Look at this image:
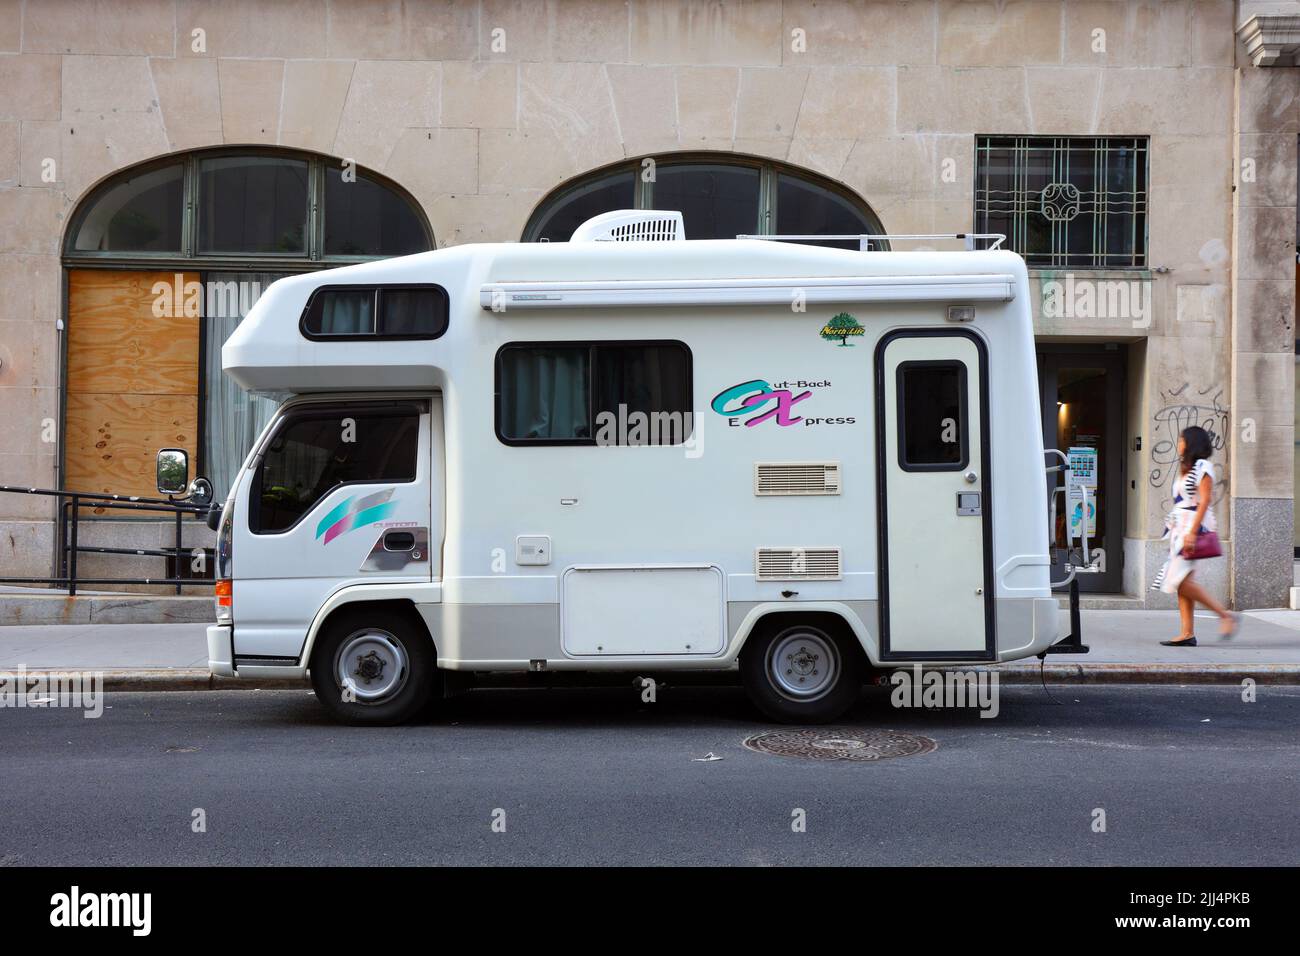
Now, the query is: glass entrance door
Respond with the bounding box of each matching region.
[1037,348,1125,593]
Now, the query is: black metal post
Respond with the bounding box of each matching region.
[68,496,79,597]
[1069,576,1082,645]
[58,496,68,583]
[174,508,183,595]
[1041,575,1089,655]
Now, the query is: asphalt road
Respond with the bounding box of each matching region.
[1,684,1297,866]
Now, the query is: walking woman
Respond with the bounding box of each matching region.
[1151,425,1238,646]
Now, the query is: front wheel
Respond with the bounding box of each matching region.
[309,607,438,726]
[741,619,862,723]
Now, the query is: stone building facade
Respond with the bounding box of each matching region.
[0,0,1296,608]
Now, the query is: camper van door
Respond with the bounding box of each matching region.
[231,399,436,659]
[876,330,994,661]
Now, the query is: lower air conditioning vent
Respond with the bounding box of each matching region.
[755,547,842,581]
[754,461,841,496]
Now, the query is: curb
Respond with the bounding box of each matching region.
[5,663,1300,692]
[976,663,1300,684]
[0,594,216,627]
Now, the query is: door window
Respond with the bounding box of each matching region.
[896,361,968,470]
[251,407,419,534]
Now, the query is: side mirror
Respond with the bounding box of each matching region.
[156,448,189,496]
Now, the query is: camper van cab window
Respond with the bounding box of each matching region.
[898,362,968,471]
[301,286,449,339]
[496,341,693,446]
[251,408,419,534]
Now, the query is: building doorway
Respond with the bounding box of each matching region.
[1037,346,1126,593]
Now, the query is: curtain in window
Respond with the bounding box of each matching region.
[204,272,288,501]
[315,290,375,334]
[500,348,590,440]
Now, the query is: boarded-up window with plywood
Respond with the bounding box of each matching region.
[65,271,199,502]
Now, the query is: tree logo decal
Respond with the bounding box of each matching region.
[819,312,864,347]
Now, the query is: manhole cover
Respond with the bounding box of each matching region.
[743,728,937,762]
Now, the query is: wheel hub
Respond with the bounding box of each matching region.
[336,630,409,703]
[768,628,839,700]
[354,649,386,683]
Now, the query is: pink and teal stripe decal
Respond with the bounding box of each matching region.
[316,489,396,545]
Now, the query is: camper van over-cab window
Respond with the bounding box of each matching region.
[251,408,419,534]
[301,285,449,339]
[898,361,967,470]
[496,341,692,445]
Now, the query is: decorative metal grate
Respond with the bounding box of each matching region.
[974,136,1148,268]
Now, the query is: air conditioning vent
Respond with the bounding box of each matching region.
[570,209,686,242]
[754,461,841,496]
[755,547,842,581]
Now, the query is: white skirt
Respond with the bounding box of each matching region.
[1152,510,1199,594]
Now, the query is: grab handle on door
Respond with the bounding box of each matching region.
[383,530,416,552]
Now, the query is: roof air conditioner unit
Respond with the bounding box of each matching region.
[569,209,686,242]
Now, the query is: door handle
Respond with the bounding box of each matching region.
[963,470,978,484]
[383,530,416,552]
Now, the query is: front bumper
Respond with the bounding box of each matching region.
[207,624,235,678]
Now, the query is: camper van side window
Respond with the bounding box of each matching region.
[496,341,692,445]
[301,285,449,340]
[250,407,419,534]
[897,361,968,471]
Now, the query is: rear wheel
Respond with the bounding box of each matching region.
[741,618,862,723]
[309,607,438,726]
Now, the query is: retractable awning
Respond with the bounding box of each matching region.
[479,274,1017,311]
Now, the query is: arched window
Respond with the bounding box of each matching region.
[523,155,883,250]
[62,149,434,505]
[67,148,431,263]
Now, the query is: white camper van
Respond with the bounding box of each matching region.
[204,211,1060,725]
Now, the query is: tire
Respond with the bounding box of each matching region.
[740,618,862,723]
[309,606,438,726]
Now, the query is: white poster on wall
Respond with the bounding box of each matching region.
[1067,487,1097,538]
[1068,445,1098,488]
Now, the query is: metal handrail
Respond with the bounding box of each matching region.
[736,232,1008,251]
[0,484,212,596]
[0,485,208,511]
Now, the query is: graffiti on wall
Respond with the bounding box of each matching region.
[1149,381,1229,509]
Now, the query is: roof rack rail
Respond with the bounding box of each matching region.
[736,233,1007,252]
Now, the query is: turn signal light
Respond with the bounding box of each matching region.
[214,579,232,624]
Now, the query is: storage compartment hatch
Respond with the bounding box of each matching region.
[562,565,726,656]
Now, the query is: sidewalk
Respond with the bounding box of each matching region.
[2,609,1300,689]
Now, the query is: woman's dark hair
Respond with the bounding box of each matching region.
[1181,426,1214,468]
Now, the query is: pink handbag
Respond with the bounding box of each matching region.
[1185,529,1222,560]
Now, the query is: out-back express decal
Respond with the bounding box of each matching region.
[711,379,856,429]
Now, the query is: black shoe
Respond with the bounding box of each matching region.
[1160,636,1197,647]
